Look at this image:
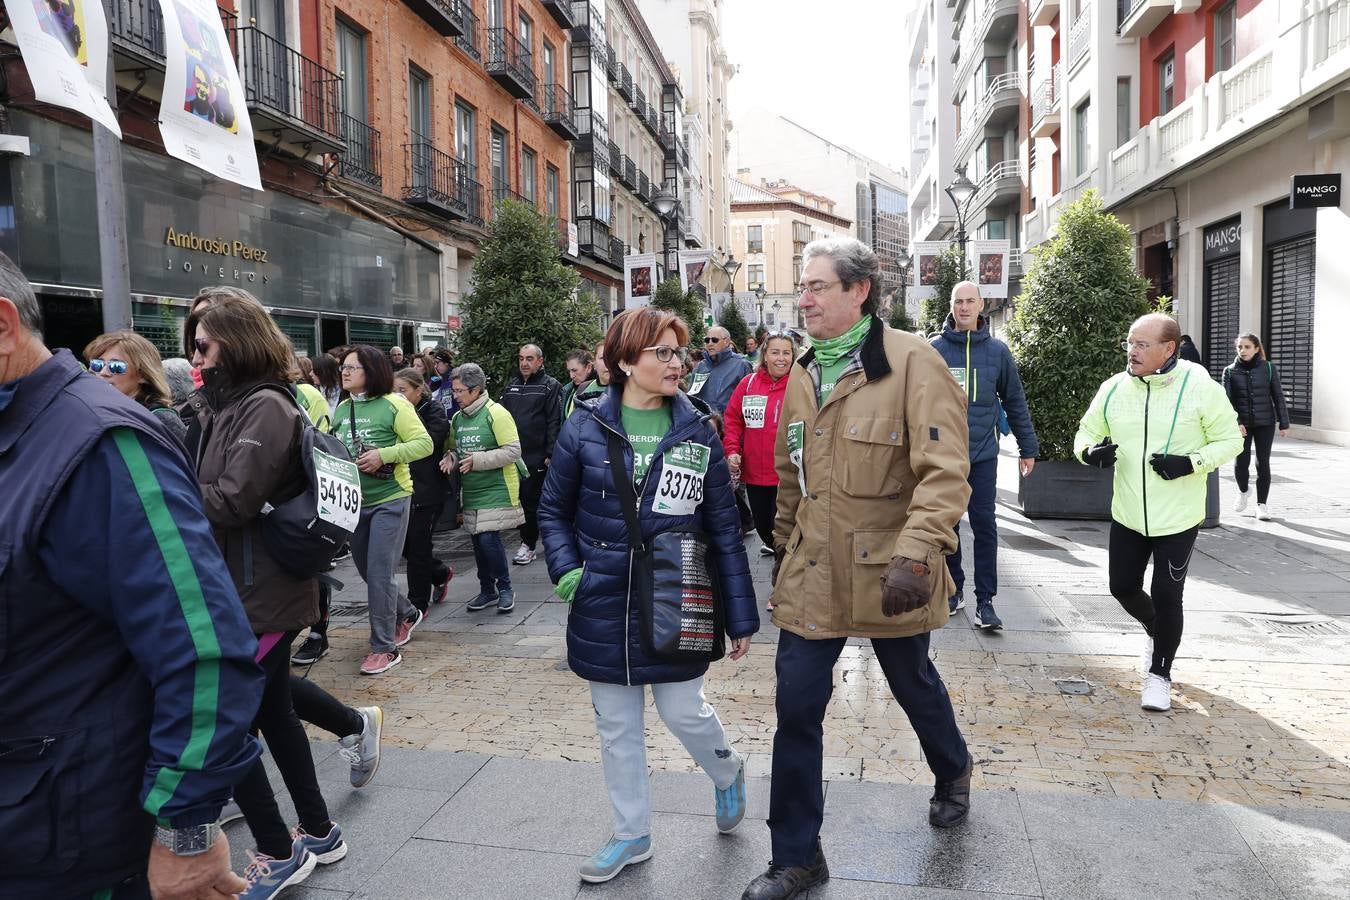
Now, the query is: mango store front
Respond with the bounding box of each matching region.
[0,113,446,360]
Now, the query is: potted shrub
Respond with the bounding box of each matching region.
[1005,189,1151,518]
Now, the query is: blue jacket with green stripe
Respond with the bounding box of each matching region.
[1,351,263,896]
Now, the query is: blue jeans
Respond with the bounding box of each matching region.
[946,457,998,603]
[471,530,511,595]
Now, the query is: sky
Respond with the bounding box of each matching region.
[721,0,911,173]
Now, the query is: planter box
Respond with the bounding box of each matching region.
[1018,459,1221,528]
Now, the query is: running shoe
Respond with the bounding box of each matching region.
[337,706,383,788]
[948,591,965,616]
[1233,490,1249,514]
[432,567,455,604]
[359,651,401,676]
[290,633,328,666]
[715,762,747,833]
[975,600,1002,630]
[497,588,516,614]
[1256,503,1272,521]
[291,822,347,865]
[512,545,536,565]
[578,835,653,883]
[394,609,423,647]
[239,847,316,899]
[467,592,497,612]
[1141,673,1172,711]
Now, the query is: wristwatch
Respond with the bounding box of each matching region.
[154,823,221,856]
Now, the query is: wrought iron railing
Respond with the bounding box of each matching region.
[487,27,535,95]
[609,235,626,268]
[544,83,574,127]
[229,24,343,145]
[404,134,481,222]
[454,2,481,61]
[109,0,165,62]
[339,113,382,189]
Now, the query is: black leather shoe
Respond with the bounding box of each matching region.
[741,844,829,899]
[929,757,973,827]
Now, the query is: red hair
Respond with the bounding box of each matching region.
[603,308,690,385]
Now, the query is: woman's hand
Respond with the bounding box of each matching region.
[726,453,742,478]
[458,454,475,473]
[356,449,385,473]
[1279,428,1289,438]
[728,637,751,660]
[1239,424,1248,438]
[438,453,457,474]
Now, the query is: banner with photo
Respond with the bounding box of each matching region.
[967,239,1010,299]
[8,0,121,135]
[909,241,947,301]
[678,248,712,297]
[158,0,262,190]
[624,252,658,309]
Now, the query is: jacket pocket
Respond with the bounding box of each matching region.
[839,417,906,497]
[0,727,83,871]
[849,529,902,628]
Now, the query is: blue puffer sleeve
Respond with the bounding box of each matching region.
[539,413,585,583]
[697,424,759,640]
[998,343,1040,459]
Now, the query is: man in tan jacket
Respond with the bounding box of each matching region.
[742,238,974,900]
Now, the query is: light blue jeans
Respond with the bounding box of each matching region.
[353,496,414,653]
[590,677,743,839]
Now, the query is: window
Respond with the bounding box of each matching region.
[486,0,503,29]
[543,41,555,88]
[490,125,508,189]
[336,18,367,122]
[409,67,430,142]
[747,224,763,253]
[518,12,533,65]
[1214,2,1236,73]
[792,220,811,253]
[747,264,765,290]
[521,145,537,204]
[455,101,477,174]
[1074,98,1090,177]
[792,255,803,286]
[1159,50,1176,115]
[546,164,560,219]
[985,219,1006,239]
[1116,77,1131,149]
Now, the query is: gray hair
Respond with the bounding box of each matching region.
[161,358,196,404]
[802,238,882,314]
[0,251,41,335]
[451,362,486,392]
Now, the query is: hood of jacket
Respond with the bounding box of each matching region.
[938,313,992,346]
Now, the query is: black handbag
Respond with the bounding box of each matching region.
[606,429,726,663]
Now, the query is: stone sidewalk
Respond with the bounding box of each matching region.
[245,438,1350,898]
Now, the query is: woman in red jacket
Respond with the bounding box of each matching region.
[723,330,798,592]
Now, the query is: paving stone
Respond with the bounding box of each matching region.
[648,768,772,822]
[1018,792,1249,854]
[1221,804,1350,899]
[1029,840,1280,900]
[314,744,489,795]
[353,837,582,900]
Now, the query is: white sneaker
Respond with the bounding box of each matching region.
[1233,490,1249,514]
[1141,673,1172,712]
[1255,503,1271,521]
[1141,635,1154,675]
[512,545,536,565]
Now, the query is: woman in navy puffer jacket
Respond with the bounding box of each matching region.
[539,307,759,884]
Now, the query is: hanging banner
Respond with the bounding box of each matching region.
[909,241,946,301]
[7,0,121,135]
[624,252,658,309]
[158,0,262,190]
[967,239,1010,299]
[678,248,713,296]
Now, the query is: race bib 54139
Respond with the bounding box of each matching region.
[314,448,361,531]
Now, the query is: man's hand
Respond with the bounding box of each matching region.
[728,636,751,660]
[880,556,934,617]
[771,545,786,586]
[355,449,385,474]
[1081,439,1117,469]
[1019,457,1035,477]
[149,833,245,900]
[1149,453,1195,480]
[1278,428,1288,438]
[438,452,457,474]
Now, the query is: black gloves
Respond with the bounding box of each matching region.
[880,557,934,617]
[1081,439,1118,468]
[1150,453,1195,480]
[771,545,786,587]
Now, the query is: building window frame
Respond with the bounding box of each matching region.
[455,100,477,176]
[1074,97,1090,177]
[1159,49,1176,116]
[408,65,431,142]
[1116,77,1131,149]
[1213,1,1237,74]
[546,164,560,220]
[521,145,537,205]
[747,224,763,254]
[336,17,368,123]
[747,263,765,291]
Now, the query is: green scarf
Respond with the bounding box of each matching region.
[811,315,872,367]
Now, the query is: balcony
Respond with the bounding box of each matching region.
[1031,62,1062,138]
[401,0,465,37]
[972,160,1023,210]
[230,25,344,156]
[637,170,650,200]
[617,64,635,102]
[1030,0,1059,27]
[403,136,481,223]
[487,28,535,99]
[453,3,481,61]
[338,114,382,190]
[543,84,578,139]
[1117,0,1173,39]
[573,113,609,165]
[1009,248,1025,278]
[1068,6,1091,69]
[645,104,661,136]
[489,182,533,223]
[634,90,648,121]
[975,0,1019,43]
[659,120,677,154]
[541,0,574,29]
[606,46,619,81]
[109,0,166,70]
[609,236,626,269]
[570,2,605,46]
[954,72,1023,160]
[618,154,637,189]
[576,217,612,263]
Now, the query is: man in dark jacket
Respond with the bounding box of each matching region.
[499,343,562,565]
[0,252,263,898]
[1178,334,1203,365]
[930,282,1039,630]
[690,326,752,413]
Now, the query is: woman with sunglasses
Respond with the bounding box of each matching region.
[537,307,758,884]
[84,330,187,443]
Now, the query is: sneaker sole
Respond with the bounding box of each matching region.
[352,707,383,788]
[360,656,402,676]
[578,846,653,883]
[466,599,496,612]
[497,603,515,614]
[270,852,319,892]
[1141,699,1172,712]
[310,840,349,864]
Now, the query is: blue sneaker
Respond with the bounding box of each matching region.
[467,592,497,611]
[578,835,652,883]
[292,822,347,865]
[976,600,1003,631]
[715,762,747,833]
[497,588,516,614]
[239,846,316,899]
[948,591,965,616]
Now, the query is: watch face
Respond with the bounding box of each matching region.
[179,827,210,854]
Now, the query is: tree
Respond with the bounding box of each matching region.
[650,275,707,347]
[1005,189,1152,460]
[886,292,915,332]
[718,298,750,351]
[455,199,603,390]
[919,245,971,334]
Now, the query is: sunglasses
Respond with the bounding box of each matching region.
[89,358,129,375]
[193,338,213,356]
[704,336,723,344]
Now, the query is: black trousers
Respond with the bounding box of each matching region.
[233,633,332,859]
[403,501,450,611]
[768,629,969,866]
[309,579,332,638]
[745,483,778,549]
[290,675,362,738]
[1108,521,1199,680]
[518,462,547,550]
[1234,424,1276,503]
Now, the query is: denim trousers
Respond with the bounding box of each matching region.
[471,530,512,595]
[353,496,414,653]
[590,677,743,839]
[946,457,999,602]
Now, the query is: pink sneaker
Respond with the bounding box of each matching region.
[360,651,401,675]
[394,608,423,647]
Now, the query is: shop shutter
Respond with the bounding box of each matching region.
[1264,236,1315,426]
[132,302,187,359]
[348,319,399,349]
[272,314,317,358]
[1202,257,1240,380]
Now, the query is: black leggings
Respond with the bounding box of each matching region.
[309,580,332,638]
[745,483,778,549]
[233,633,332,859]
[403,502,450,611]
[290,675,362,738]
[1108,522,1199,680]
[1234,424,1276,503]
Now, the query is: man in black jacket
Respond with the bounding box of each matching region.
[500,343,562,565]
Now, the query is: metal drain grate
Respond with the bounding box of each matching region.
[1063,594,1140,627]
[1241,617,1350,637]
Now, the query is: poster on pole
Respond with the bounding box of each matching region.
[7,0,121,135]
[158,0,262,190]
[967,239,1010,299]
[624,253,658,309]
[678,248,712,296]
[909,241,946,301]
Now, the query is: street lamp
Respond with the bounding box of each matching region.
[721,253,742,291]
[754,284,767,327]
[944,167,978,256]
[651,187,678,277]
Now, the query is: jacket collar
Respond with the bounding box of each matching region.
[593,384,711,434]
[939,313,990,345]
[1129,356,1186,387]
[461,393,490,416]
[512,369,550,385]
[0,349,85,456]
[706,348,743,367]
[797,315,891,382]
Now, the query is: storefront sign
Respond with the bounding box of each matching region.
[165,227,270,262]
[1289,174,1341,209]
[7,0,121,135]
[1202,217,1242,263]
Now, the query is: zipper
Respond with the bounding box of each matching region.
[965,331,972,400]
[1142,380,1151,537]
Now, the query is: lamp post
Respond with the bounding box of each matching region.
[717,251,742,322]
[896,248,913,328]
[754,284,767,327]
[944,167,978,257]
[652,186,678,276]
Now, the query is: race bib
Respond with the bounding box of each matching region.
[786,420,807,498]
[653,442,710,516]
[948,367,968,393]
[742,394,768,429]
[314,448,361,531]
[688,372,710,395]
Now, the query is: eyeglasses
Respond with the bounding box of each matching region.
[89,358,129,375]
[339,364,364,373]
[795,280,839,297]
[642,345,678,362]
[192,338,213,356]
[1121,340,1160,352]
[450,386,475,396]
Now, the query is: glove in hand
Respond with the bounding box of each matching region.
[1082,438,1118,468]
[880,556,933,617]
[1150,453,1195,480]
